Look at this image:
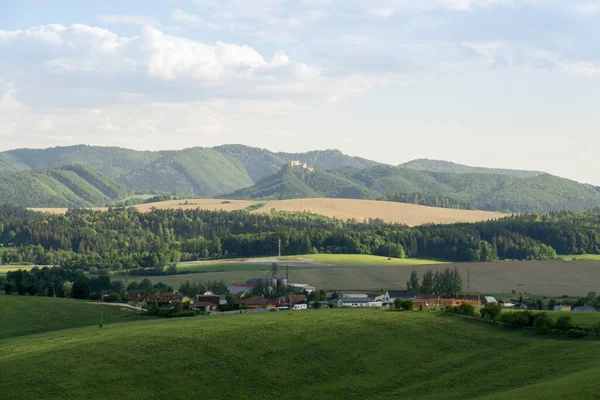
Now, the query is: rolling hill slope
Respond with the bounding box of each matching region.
[227,164,600,212]
[0,165,132,207]
[2,309,600,399]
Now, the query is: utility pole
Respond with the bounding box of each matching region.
[99,309,103,328]
[278,237,281,258]
[467,270,471,292]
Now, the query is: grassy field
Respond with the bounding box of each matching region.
[0,296,146,340]
[0,265,35,275]
[560,254,600,261]
[30,197,506,226]
[279,254,447,266]
[175,262,274,274]
[122,260,600,297]
[1,309,600,399]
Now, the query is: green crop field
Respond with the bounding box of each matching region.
[0,296,146,340]
[121,260,600,297]
[176,262,274,274]
[279,254,448,266]
[1,309,600,399]
[0,265,35,275]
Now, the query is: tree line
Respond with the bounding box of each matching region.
[2,205,600,271]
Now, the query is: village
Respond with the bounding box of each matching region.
[122,264,597,315]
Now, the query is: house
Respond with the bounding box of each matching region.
[143,293,183,307]
[382,290,415,304]
[337,293,382,308]
[190,293,227,312]
[572,306,597,312]
[484,296,498,304]
[238,296,272,309]
[227,283,254,295]
[554,305,572,312]
[499,299,515,308]
[289,283,316,294]
[127,293,148,306]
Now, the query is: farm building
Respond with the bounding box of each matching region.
[499,299,515,308]
[337,293,382,308]
[239,296,275,309]
[382,290,415,304]
[554,305,572,312]
[189,293,227,312]
[227,283,254,295]
[289,283,316,294]
[416,295,481,308]
[572,306,597,312]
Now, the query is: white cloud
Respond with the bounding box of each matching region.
[575,1,600,12]
[171,9,205,26]
[0,83,24,111]
[97,15,160,27]
[369,8,395,17]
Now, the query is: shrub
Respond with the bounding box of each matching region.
[401,300,414,311]
[108,292,121,302]
[480,303,502,320]
[312,301,322,310]
[533,315,555,335]
[556,316,573,333]
[500,312,529,328]
[3,282,13,294]
[565,329,587,339]
[591,322,600,336]
[394,298,403,309]
[328,302,335,309]
[457,302,476,317]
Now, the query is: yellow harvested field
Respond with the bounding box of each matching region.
[30,198,505,226]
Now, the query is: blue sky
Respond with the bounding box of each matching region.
[1,0,599,184]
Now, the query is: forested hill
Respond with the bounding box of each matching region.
[2,205,600,268]
[401,159,543,177]
[0,165,132,207]
[226,165,600,213]
[0,145,379,203]
[0,144,598,212]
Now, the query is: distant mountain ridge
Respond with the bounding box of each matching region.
[401,159,543,177]
[0,144,597,212]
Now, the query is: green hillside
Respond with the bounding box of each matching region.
[0,296,144,340]
[401,158,543,177]
[1,309,600,399]
[119,147,254,197]
[0,165,132,207]
[228,164,600,212]
[226,164,374,199]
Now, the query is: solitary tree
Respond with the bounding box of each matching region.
[72,276,91,300]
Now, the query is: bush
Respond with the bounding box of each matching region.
[108,292,121,302]
[457,302,476,316]
[312,301,322,310]
[591,322,600,336]
[480,303,502,320]
[565,329,587,339]
[400,300,414,311]
[533,315,555,335]
[394,298,403,309]
[499,312,529,328]
[3,282,13,294]
[556,316,573,333]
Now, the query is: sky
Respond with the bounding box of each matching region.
[0,1,599,184]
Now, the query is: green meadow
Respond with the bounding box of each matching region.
[0,296,146,340]
[2,304,600,399]
[279,253,448,266]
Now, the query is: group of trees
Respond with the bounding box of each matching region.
[0,266,172,301]
[2,206,600,272]
[380,192,475,210]
[406,267,463,298]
